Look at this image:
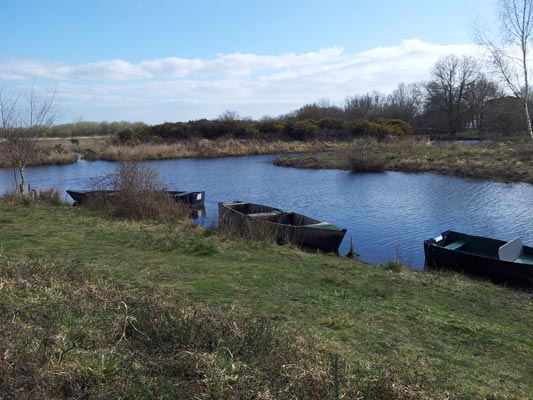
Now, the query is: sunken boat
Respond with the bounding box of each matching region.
[218,201,346,252]
[424,230,533,287]
[66,190,205,207]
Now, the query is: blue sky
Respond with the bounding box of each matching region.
[0,0,496,123]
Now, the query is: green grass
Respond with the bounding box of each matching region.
[0,200,532,398]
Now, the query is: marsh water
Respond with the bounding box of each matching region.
[1,154,532,268]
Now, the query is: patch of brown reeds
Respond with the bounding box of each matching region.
[93,138,345,161]
[87,161,189,220]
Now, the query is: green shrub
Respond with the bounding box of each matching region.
[350,118,412,137]
[375,118,413,136]
[288,119,320,140]
[349,119,376,135]
[233,123,259,138]
[256,119,285,134]
[318,117,345,130]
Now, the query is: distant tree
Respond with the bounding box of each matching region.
[256,117,285,134]
[426,55,479,134]
[295,99,343,120]
[217,109,240,136]
[463,77,501,132]
[218,109,240,121]
[344,92,386,120]
[385,82,423,125]
[484,96,528,135]
[476,0,533,139]
[0,85,58,194]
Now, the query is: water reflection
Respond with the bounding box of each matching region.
[1,154,532,269]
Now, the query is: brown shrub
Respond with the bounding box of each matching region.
[88,161,189,220]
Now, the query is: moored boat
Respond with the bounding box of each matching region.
[218,201,346,251]
[424,230,533,287]
[66,189,205,207]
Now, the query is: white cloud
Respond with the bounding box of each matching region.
[0,39,479,123]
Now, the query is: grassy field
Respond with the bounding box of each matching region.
[0,199,531,398]
[275,138,533,184]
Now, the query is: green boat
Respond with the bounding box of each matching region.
[218,201,346,251]
[424,230,533,287]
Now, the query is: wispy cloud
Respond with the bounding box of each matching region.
[0,39,479,123]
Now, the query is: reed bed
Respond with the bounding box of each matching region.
[92,138,347,161]
[0,136,110,168]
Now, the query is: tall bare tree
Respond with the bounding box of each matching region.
[0,85,57,194]
[426,55,479,134]
[477,0,533,139]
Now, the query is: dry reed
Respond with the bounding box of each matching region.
[94,138,346,161]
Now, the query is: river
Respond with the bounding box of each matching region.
[1,154,532,268]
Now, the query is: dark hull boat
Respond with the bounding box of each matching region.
[218,201,346,251]
[66,190,205,207]
[424,230,533,287]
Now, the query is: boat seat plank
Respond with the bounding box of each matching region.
[248,212,280,218]
[498,237,523,261]
[445,240,466,250]
[515,255,533,264]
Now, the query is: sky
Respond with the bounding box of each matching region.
[0,0,497,124]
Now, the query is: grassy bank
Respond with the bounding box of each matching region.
[275,138,533,184]
[0,199,532,398]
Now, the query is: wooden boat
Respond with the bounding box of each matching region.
[66,189,205,207]
[218,201,346,251]
[424,230,533,287]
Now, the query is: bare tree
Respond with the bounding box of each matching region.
[426,55,479,134]
[477,0,533,139]
[464,77,502,132]
[385,82,424,124]
[344,91,387,120]
[0,85,57,194]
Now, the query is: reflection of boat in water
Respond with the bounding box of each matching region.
[218,201,346,251]
[66,189,205,207]
[424,230,533,287]
[188,206,206,220]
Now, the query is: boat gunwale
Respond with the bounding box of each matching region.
[218,201,346,233]
[425,230,533,262]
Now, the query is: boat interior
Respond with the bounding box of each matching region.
[227,202,322,227]
[442,231,533,264]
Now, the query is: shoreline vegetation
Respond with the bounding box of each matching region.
[275,137,533,184]
[5,135,532,185]
[0,198,532,398]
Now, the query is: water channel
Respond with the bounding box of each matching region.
[1,154,532,268]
